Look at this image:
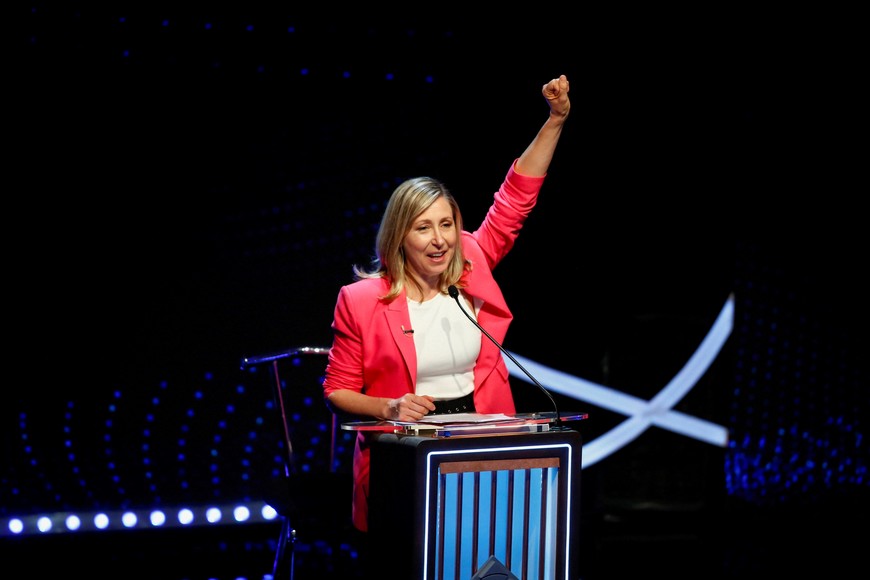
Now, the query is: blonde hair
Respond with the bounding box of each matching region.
[354,176,469,302]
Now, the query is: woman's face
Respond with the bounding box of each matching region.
[402,196,457,284]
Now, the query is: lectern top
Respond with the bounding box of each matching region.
[340,411,588,437]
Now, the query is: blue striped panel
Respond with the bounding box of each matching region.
[436,466,559,580]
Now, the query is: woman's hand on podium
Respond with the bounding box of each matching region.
[386,393,436,421]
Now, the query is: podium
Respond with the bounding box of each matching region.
[345,413,585,580]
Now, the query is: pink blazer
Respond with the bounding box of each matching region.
[323,161,546,531]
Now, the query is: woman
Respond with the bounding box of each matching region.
[323,74,571,532]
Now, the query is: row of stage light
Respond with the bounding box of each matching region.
[2,501,279,537]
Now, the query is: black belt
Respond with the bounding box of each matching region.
[431,392,476,415]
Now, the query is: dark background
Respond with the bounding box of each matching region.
[8,5,867,579]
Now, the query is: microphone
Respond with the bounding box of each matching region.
[448,285,561,427]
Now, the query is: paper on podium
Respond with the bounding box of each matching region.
[394,412,552,437]
[340,411,582,435]
[413,412,522,425]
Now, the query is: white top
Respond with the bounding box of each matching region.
[408,292,482,400]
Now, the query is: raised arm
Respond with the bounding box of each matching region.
[514,74,571,177]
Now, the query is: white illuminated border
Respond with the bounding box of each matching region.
[422,442,575,580]
[505,293,734,467]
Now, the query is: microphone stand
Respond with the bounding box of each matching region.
[448,286,562,429]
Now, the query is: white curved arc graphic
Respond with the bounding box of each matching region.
[505,293,734,468]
